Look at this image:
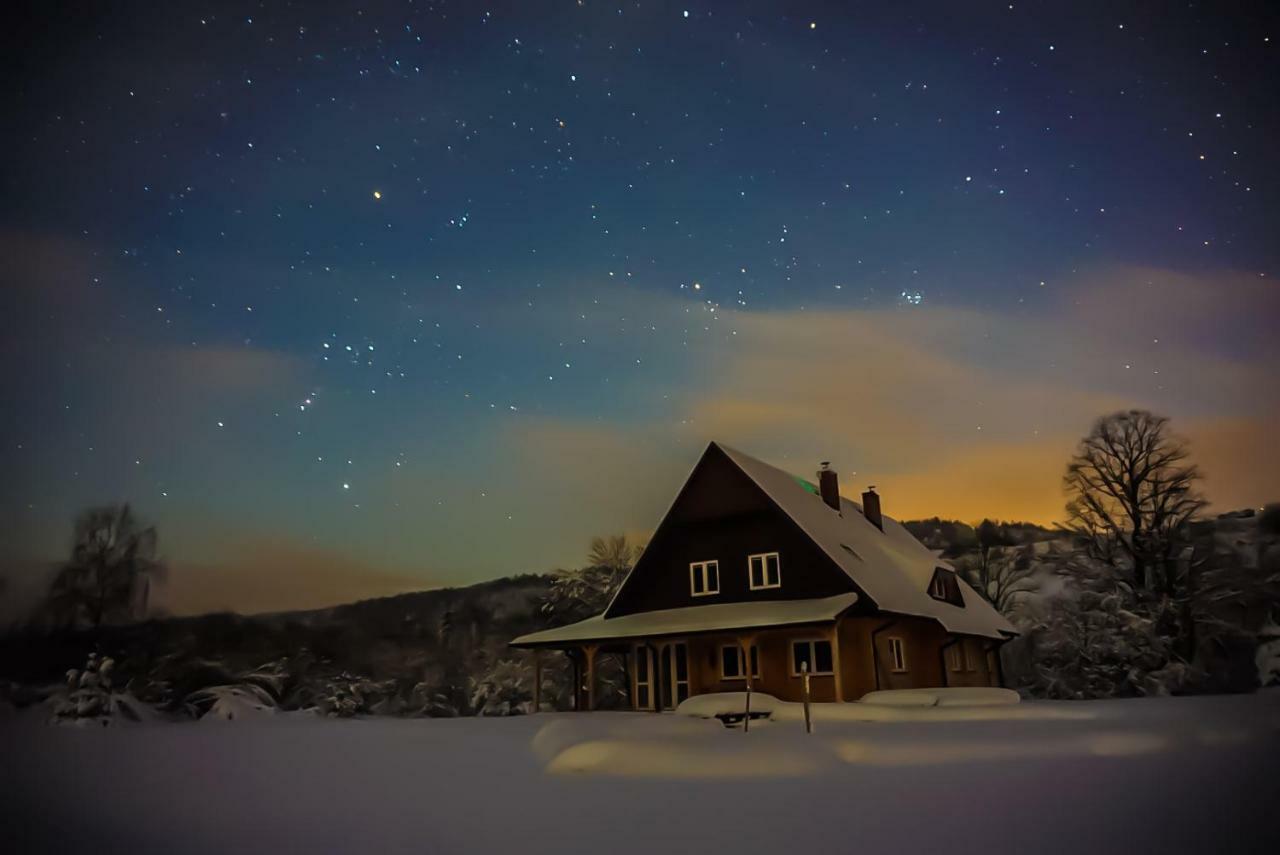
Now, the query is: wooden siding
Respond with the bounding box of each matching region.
[626,620,1002,708]
[608,445,858,617]
[685,627,839,703]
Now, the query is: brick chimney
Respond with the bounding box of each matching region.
[817,462,841,512]
[862,486,883,531]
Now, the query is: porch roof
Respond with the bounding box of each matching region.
[511,592,857,648]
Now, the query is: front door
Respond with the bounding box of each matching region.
[633,645,655,710]
[658,642,689,710]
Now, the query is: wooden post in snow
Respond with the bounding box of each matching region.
[801,661,812,734]
[532,650,542,713]
[738,636,755,733]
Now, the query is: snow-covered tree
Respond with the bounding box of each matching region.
[469,659,534,715]
[50,652,154,725]
[1028,590,1190,699]
[1179,513,1280,690]
[542,534,642,623]
[535,536,642,710]
[1257,619,1280,687]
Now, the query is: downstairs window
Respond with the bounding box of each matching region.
[720,645,760,680]
[790,639,834,676]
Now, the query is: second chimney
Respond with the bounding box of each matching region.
[862,486,883,531]
[817,462,841,512]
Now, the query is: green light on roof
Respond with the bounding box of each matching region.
[793,475,819,495]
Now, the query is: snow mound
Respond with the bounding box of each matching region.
[857,690,940,707]
[676,688,1019,721]
[860,687,1021,708]
[188,685,277,722]
[545,738,818,778]
[675,691,782,718]
[676,689,1060,724]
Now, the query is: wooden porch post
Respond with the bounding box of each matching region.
[830,619,844,703]
[568,650,580,711]
[583,644,599,711]
[532,649,542,713]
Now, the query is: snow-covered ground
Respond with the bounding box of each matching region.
[3,692,1279,854]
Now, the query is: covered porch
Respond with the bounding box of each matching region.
[510,593,858,711]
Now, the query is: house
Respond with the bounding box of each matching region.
[510,442,1017,710]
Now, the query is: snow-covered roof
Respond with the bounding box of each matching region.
[712,443,1017,639]
[511,593,858,647]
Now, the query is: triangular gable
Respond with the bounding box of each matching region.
[604,443,860,618]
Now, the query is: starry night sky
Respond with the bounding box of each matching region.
[3,1,1278,615]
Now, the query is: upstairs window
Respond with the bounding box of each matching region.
[928,568,964,606]
[748,552,781,590]
[689,560,720,597]
[720,645,760,680]
[790,639,834,676]
[888,637,908,672]
[929,574,949,599]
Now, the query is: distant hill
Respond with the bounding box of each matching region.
[900,517,1064,559]
[0,573,565,716]
[4,507,1271,716]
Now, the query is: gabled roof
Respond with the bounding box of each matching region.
[710,443,1016,639]
[511,593,857,648]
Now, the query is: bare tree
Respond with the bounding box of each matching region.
[45,504,166,630]
[966,520,1013,594]
[1063,410,1206,592]
[960,540,1039,617]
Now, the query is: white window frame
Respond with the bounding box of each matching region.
[930,574,948,599]
[719,644,760,681]
[789,638,834,676]
[689,560,720,597]
[887,636,908,673]
[747,551,782,590]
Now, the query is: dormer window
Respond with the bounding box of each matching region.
[928,568,964,606]
[929,574,948,599]
[748,552,781,590]
[689,560,720,597]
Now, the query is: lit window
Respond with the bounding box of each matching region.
[948,643,965,672]
[748,552,781,589]
[888,637,908,672]
[720,645,760,680]
[689,560,720,597]
[790,639,834,676]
